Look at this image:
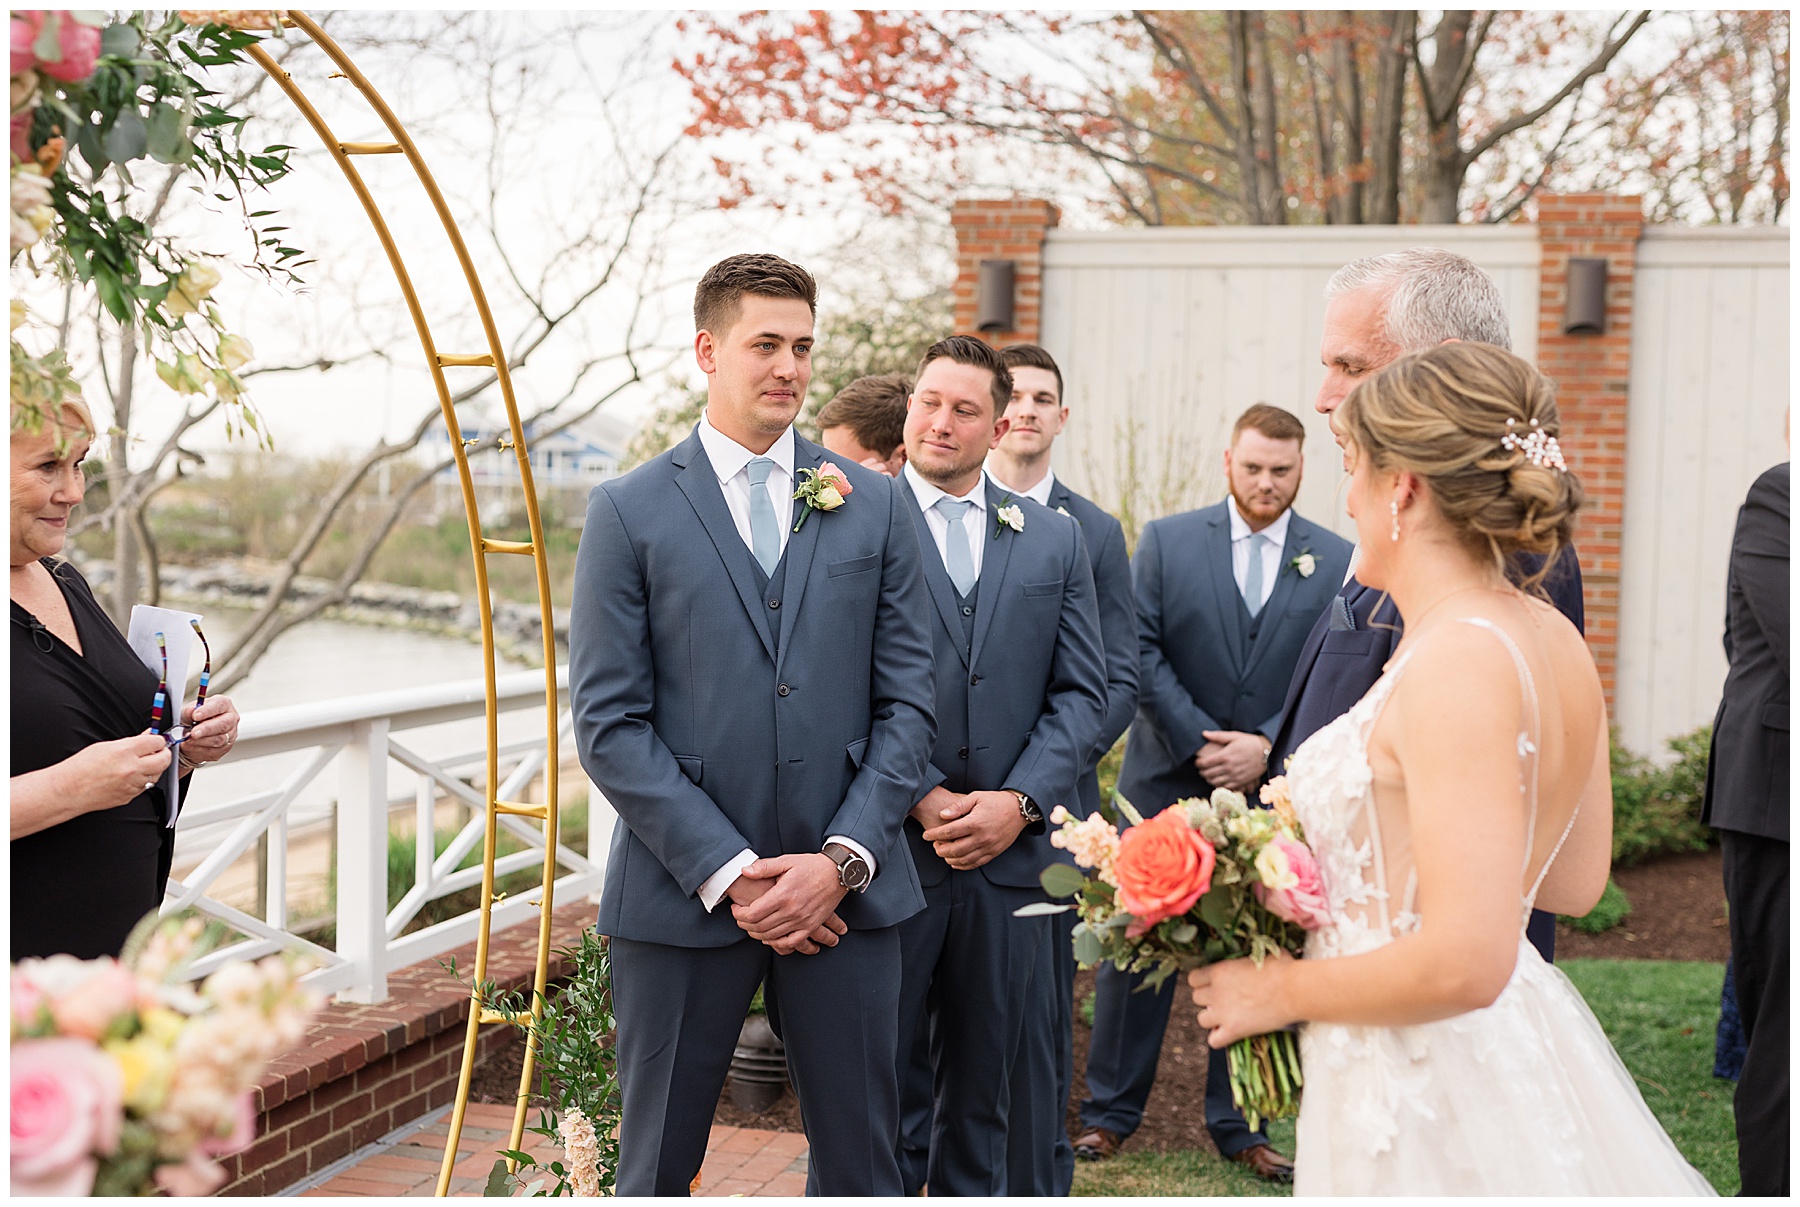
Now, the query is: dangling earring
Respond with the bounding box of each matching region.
[1390,498,1401,543]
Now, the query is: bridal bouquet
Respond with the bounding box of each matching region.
[1029,777,1326,1129]
[10,915,320,1196]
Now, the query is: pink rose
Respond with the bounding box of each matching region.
[45,959,138,1041]
[815,461,853,498]
[1253,835,1332,931]
[11,13,101,83]
[199,1091,256,1158]
[12,968,48,1032]
[11,110,32,166]
[11,1037,122,1196]
[154,1152,230,1197]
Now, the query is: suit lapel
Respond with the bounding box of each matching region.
[1204,507,1246,677]
[672,433,777,665]
[774,438,826,671]
[968,480,1017,668]
[898,476,970,667]
[1244,517,1305,676]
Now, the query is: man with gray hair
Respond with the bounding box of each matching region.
[1268,246,1586,965]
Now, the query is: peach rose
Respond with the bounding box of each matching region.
[47,959,138,1041]
[1113,805,1216,938]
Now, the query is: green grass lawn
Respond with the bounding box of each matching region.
[1071,959,1735,1196]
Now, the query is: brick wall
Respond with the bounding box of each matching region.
[950,198,1060,344]
[215,902,595,1196]
[1534,193,1644,707]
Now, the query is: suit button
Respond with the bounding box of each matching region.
[777,684,791,697]
[769,598,780,609]
[958,747,969,759]
[970,674,981,686]
[961,605,973,616]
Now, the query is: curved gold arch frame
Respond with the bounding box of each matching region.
[246,14,562,1195]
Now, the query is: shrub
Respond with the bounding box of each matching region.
[1611,726,1715,866]
[1565,876,1632,934]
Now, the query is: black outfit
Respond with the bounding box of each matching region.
[1268,544,1587,966]
[12,558,181,960]
[1699,462,1788,1197]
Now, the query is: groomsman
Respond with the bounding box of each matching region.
[986,344,1139,1196]
[894,335,1106,1196]
[1075,404,1351,1183]
[1268,249,1587,932]
[569,254,938,1196]
[818,371,909,477]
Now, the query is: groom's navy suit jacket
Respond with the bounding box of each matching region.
[1117,501,1353,812]
[900,478,1107,888]
[570,429,938,946]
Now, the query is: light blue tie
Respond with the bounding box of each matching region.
[1243,532,1268,617]
[934,498,977,595]
[745,457,780,578]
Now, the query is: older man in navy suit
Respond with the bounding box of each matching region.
[570,255,938,1196]
[1074,404,1351,1182]
[893,335,1106,1197]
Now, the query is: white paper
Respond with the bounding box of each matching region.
[125,605,205,826]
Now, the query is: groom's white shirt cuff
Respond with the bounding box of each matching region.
[697,837,878,912]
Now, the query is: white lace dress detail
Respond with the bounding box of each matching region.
[1286,618,1716,1196]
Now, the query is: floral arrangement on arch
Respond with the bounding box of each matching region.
[11,9,299,444]
[1027,776,1327,1129]
[10,915,320,1197]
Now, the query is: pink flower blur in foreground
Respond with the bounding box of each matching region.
[1253,835,1332,930]
[11,1038,123,1196]
[11,13,100,83]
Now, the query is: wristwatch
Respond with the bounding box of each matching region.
[822,841,872,893]
[1012,791,1044,824]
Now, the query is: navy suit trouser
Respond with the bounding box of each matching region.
[897,871,1050,1196]
[1079,962,1270,1158]
[610,928,905,1197]
[1006,908,1077,1194]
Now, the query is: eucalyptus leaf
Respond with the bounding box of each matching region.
[1198,888,1233,931]
[484,1160,513,1197]
[1169,921,1198,944]
[146,103,187,162]
[100,22,140,57]
[1039,862,1089,900]
[32,13,64,63]
[1012,901,1072,917]
[103,111,148,162]
[1072,925,1104,966]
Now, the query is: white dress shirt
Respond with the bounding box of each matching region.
[987,459,1056,509]
[1228,497,1290,613]
[904,461,989,581]
[692,412,874,911]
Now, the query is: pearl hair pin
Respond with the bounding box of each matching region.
[1501,417,1567,472]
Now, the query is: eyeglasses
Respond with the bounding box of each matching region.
[149,620,212,749]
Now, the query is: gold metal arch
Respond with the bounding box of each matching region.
[245,13,562,1195]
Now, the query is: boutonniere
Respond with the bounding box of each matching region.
[1289,549,1316,578]
[793,461,853,532]
[1056,505,1072,518]
[993,497,1025,538]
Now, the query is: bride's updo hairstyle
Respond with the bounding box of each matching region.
[1337,341,1583,593]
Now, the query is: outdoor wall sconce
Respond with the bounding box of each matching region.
[1564,257,1608,335]
[977,259,1016,331]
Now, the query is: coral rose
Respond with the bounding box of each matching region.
[11,1037,122,1196]
[1253,835,1332,931]
[1113,805,1215,937]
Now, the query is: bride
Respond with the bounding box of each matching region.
[1188,342,1714,1195]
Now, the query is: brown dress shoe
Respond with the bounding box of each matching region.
[1072,1127,1123,1161]
[1228,1143,1295,1183]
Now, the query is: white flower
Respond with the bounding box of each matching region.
[1293,553,1316,578]
[997,504,1024,533]
[1056,505,1071,517]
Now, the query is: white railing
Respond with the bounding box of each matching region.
[161,666,609,1004]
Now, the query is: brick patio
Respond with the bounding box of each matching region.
[290,1103,810,1197]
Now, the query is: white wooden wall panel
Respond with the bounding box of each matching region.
[1039,226,1542,544]
[1614,229,1790,756]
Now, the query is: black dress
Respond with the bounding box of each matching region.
[12,558,184,959]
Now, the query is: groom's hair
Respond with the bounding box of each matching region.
[694,254,818,337]
[916,335,1013,416]
[1325,249,1512,353]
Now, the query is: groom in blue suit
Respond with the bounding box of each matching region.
[893,336,1107,1196]
[570,255,938,1196]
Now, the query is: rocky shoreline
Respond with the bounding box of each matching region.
[74,557,568,667]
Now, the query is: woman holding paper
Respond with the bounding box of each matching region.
[11,397,239,959]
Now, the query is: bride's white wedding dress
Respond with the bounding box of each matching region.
[1285,617,1715,1195]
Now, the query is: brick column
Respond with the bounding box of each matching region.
[1534,193,1643,708]
[950,197,1060,345]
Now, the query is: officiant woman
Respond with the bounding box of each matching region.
[11,396,239,960]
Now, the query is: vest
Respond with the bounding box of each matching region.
[749,547,791,657]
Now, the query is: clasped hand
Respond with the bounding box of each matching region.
[912,786,1026,871]
[1188,952,1296,1048]
[1196,730,1268,794]
[728,854,847,956]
